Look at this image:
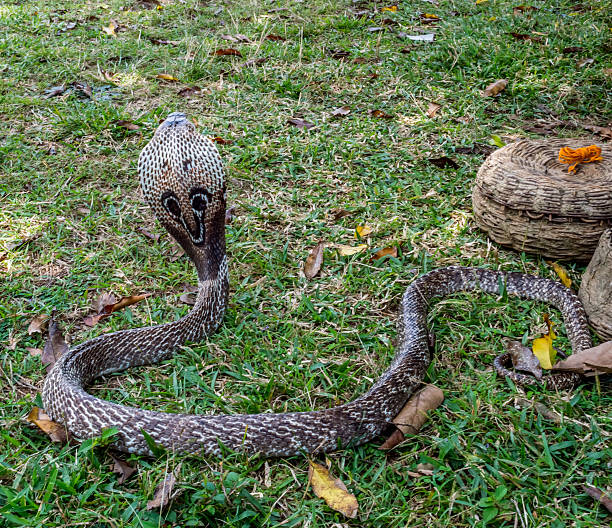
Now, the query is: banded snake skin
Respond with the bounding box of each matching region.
[42,113,590,456]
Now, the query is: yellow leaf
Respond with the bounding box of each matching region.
[476,0,488,3]
[532,335,557,370]
[156,74,179,81]
[102,21,116,36]
[549,261,572,288]
[355,225,372,238]
[421,13,439,19]
[336,244,367,256]
[27,407,69,443]
[381,5,398,12]
[308,461,358,518]
[543,313,557,340]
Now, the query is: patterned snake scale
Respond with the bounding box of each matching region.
[42,113,591,457]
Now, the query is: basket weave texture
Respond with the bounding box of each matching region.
[472,139,612,261]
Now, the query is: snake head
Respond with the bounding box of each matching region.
[138,113,226,278]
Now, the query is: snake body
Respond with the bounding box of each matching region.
[42,114,591,456]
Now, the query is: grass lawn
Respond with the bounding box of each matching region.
[1,0,611,526]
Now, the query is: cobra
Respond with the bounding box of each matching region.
[42,113,591,456]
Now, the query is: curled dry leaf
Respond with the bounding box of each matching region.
[532,314,557,369]
[420,13,440,23]
[209,136,233,145]
[562,46,584,54]
[177,86,201,97]
[27,407,69,444]
[111,454,137,484]
[138,227,160,242]
[28,314,48,335]
[331,106,351,117]
[381,5,398,12]
[482,79,508,97]
[552,341,612,376]
[370,109,393,119]
[213,48,242,57]
[102,21,116,36]
[582,124,612,140]
[304,241,325,280]
[335,244,367,256]
[287,117,315,129]
[505,339,542,380]
[265,34,286,41]
[42,318,68,372]
[355,225,372,238]
[308,461,358,519]
[146,464,181,510]
[372,246,398,260]
[332,208,352,221]
[576,58,594,68]
[243,57,268,68]
[180,284,199,305]
[379,385,444,449]
[83,293,151,327]
[582,484,612,513]
[426,102,441,118]
[548,261,572,288]
[156,73,179,82]
[115,120,140,131]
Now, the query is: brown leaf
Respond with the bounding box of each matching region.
[371,246,398,261]
[426,102,441,118]
[308,461,358,518]
[73,82,92,98]
[225,205,236,224]
[27,407,69,443]
[179,284,198,305]
[43,85,67,98]
[84,293,151,327]
[552,341,612,376]
[483,79,508,97]
[114,120,140,131]
[111,454,137,484]
[146,464,181,510]
[509,32,542,42]
[265,34,286,41]
[513,4,538,14]
[576,57,594,68]
[94,292,119,314]
[331,106,351,116]
[562,46,584,54]
[287,117,315,129]
[327,49,350,59]
[101,70,117,82]
[428,156,459,169]
[27,347,42,356]
[243,57,268,68]
[505,340,542,379]
[213,48,242,57]
[27,314,49,335]
[149,38,181,46]
[209,136,233,145]
[370,109,393,119]
[582,484,612,513]
[177,86,201,97]
[379,385,444,449]
[220,33,251,43]
[514,398,560,423]
[138,227,160,242]
[42,318,68,372]
[304,241,325,280]
[332,208,352,221]
[582,124,612,140]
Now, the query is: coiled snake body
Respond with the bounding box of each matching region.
[42,114,591,456]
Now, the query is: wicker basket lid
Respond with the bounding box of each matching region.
[475,138,612,219]
[473,139,612,261]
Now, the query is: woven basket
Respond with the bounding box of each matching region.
[472,139,612,261]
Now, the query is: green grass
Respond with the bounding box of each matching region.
[1,0,611,526]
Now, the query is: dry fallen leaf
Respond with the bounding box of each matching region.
[370,109,393,119]
[552,341,612,376]
[83,293,151,327]
[582,484,612,513]
[243,57,268,68]
[179,284,199,306]
[209,136,233,145]
[381,5,398,12]
[420,13,440,23]
[505,339,542,380]
[114,120,140,131]
[102,21,116,36]
[213,48,242,57]
[42,317,68,372]
[308,461,358,518]
[532,314,557,370]
[27,407,69,443]
[138,227,160,242]
[177,86,201,97]
[428,156,459,169]
[304,241,325,280]
[332,208,352,221]
[548,261,572,288]
[398,32,435,42]
[111,454,137,484]
[146,464,181,510]
[483,79,508,97]
[335,244,368,256]
[379,385,444,449]
[582,124,612,140]
[355,225,372,238]
[514,398,560,423]
[27,314,48,335]
[265,34,286,41]
[156,73,179,82]
[27,347,42,357]
[287,117,315,129]
[576,57,594,68]
[371,246,398,260]
[426,102,441,118]
[331,106,351,117]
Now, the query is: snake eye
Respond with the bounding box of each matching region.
[161,191,182,220]
[190,187,211,213]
